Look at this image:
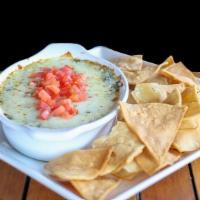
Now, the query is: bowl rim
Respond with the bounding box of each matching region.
[0,43,129,141]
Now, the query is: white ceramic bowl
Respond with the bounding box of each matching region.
[0,43,129,161]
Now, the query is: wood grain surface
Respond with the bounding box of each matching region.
[192,158,200,199]
[26,180,65,200]
[26,180,64,200]
[0,160,199,200]
[140,166,196,200]
[0,161,26,200]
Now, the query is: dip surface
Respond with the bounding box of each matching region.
[0,56,120,128]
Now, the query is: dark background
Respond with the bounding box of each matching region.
[0,3,199,71]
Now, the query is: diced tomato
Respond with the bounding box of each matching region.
[71,85,80,94]
[59,86,71,97]
[29,72,44,78]
[55,70,65,79]
[59,99,77,115]
[78,91,88,101]
[45,72,55,80]
[51,105,66,116]
[70,93,87,102]
[65,74,73,83]
[39,110,50,120]
[70,85,83,102]
[38,89,52,103]
[37,101,50,111]
[61,112,73,119]
[47,99,56,108]
[59,98,72,107]
[70,94,80,102]
[42,67,51,72]
[41,78,60,88]
[46,85,60,96]
[60,65,73,73]
[69,107,78,115]
[30,65,87,120]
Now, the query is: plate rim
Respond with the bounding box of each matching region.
[0,45,200,200]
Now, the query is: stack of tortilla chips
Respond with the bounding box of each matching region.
[45,55,200,200]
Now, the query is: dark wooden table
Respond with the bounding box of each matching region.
[0,158,199,200]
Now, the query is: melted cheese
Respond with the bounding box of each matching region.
[0,57,120,128]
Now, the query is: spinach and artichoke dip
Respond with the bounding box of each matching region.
[0,55,121,129]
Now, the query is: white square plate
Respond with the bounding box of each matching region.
[0,46,200,200]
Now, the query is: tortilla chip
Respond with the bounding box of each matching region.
[166,83,185,93]
[117,111,124,121]
[142,62,158,68]
[180,116,199,129]
[135,149,157,175]
[124,59,171,86]
[119,102,187,163]
[123,66,156,85]
[164,56,175,65]
[182,86,200,104]
[118,91,137,121]
[184,102,200,117]
[164,88,182,106]
[193,72,200,78]
[127,91,137,104]
[112,55,143,71]
[132,83,167,103]
[136,148,181,175]
[173,128,200,152]
[131,83,185,104]
[71,177,120,200]
[173,111,200,152]
[145,75,169,84]
[112,161,142,180]
[45,147,112,181]
[92,121,144,175]
[160,62,198,86]
[155,56,175,73]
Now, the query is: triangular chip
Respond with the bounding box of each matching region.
[92,121,144,175]
[164,88,182,106]
[45,147,112,181]
[71,177,120,200]
[193,71,200,78]
[182,86,200,104]
[145,75,169,85]
[180,116,199,129]
[120,102,187,163]
[164,55,175,65]
[127,91,137,104]
[155,55,175,73]
[184,102,200,117]
[135,148,181,175]
[123,66,156,85]
[118,92,137,121]
[132,83,167,103]
[173,128,200,152]
[160,62,198,86]
[112,160,142,180]
[131,83,185,104]
[112,55,143,71]
[173,112,200,152]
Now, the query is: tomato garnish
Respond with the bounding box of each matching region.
[51,105,66,116]
[29,66,87,120]
[37,89,52,103]
[39,110,50,120]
